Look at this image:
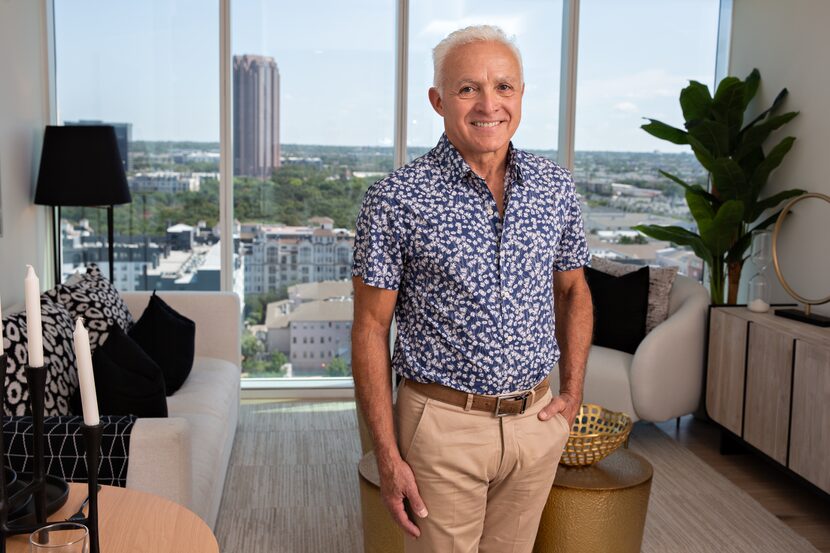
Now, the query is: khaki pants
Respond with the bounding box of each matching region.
[395,379,570,553]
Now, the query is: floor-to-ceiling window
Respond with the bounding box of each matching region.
[573,0,720,278]
[232,0,395,379]
[54,0,222,293]
[52,0,726,387]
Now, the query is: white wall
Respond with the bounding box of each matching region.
[0,0,53,306]
[730,0,830,315]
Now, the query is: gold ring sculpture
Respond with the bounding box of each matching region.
[771,192,830,325]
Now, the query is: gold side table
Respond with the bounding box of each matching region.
[534,449,653,553]
[358,451,404,553]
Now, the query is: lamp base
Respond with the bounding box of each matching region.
[774,308,830,327]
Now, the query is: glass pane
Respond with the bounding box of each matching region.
[232,0,395,379]
[54,0,221,291]
[574,0,720,279]
[408,0,564,160]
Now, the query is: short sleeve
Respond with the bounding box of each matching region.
[352,186,404,290]
[553,175,590,272]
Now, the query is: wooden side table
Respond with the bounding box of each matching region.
[5,483,218,553]
[534,449,653,553]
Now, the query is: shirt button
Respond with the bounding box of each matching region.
[501,289,509,299]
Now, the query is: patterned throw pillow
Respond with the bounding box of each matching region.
[3,414,137,487]
[2,295,79,417]
[49,264,134,353]
[589,255,678,334]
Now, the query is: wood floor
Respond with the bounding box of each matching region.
[655,415,830,553]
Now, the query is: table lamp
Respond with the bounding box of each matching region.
[34,125,131,285]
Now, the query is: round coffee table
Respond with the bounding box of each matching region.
[5,483,218,553]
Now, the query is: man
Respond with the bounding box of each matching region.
[351,25,593,553]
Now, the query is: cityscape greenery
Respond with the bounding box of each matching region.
[636,69,803,304]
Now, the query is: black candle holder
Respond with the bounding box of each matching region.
[0,357,101,552]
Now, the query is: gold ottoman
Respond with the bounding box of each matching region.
[358,451,404,553]
[534,449,653,553]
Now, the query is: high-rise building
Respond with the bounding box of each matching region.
[233,54,280,178]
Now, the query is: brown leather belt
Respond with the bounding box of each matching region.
[404,376,550,417]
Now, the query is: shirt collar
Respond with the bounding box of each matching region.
[434,133,525,187]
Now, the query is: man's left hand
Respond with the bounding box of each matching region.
[538,391,581,427]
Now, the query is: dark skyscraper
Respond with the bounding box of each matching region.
[233,55,281,178]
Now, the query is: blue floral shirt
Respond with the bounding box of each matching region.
[353,134,590,395]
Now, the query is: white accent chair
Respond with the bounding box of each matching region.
[578,274,710,423]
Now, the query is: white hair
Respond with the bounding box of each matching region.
[432,25,524,90]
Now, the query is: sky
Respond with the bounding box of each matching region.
[54,0,721,152]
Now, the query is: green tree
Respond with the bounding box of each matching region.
[268,351,288,373]
[241,331,265,372]
[325,356,351,377]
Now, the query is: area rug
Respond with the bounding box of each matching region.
[213,401,819,552]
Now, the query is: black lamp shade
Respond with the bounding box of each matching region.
[35,125,131,207]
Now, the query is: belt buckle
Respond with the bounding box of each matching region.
[494,392,530,417]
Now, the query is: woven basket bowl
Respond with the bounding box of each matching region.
[559,403,633,467]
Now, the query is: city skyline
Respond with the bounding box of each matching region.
[53,0,720,152]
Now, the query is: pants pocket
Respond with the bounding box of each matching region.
[554,412,572,435]
[395,383,434,460]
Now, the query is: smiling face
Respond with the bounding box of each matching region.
[429,40,524,164]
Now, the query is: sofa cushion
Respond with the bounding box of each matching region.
[48,264,134,353]
[129,292,195,396]
[71,326,168,418]
[590,256,678,334]
[585,265,649,354]
[2,295,79,417]
[166,356,239,525]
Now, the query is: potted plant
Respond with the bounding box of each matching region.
[634,69,804,304]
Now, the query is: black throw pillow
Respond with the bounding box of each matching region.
[584,265,650,354]
[128,292,195,396]
[70,326,167,418]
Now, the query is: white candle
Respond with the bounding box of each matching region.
[24,265,44,367]
[73,318,99,426]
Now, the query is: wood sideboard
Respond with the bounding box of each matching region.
[706,306,830,494]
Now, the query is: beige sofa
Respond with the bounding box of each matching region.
[120,291,241,530]
[580,274,710,422]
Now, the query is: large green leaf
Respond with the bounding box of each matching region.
[727,208,785,263]
[734,111,798,161]
[699,200,744,257]
[742,68,760,109]
[749,136,796,200]
[688,120,729,157]
[711,78,745,141]
[641,119,688,145]
[659,170,719,203]
[686,134,716,173]
[742,88,789,130]
[748,188,805,221]
[632,224,713,266]
[686,188,715,225]
[709,158,746,201]
[680,81,713,123]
